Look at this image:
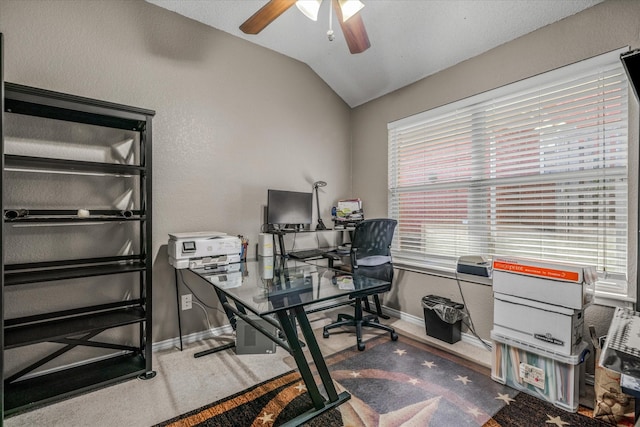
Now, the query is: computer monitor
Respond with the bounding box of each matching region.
[267,189,313,229]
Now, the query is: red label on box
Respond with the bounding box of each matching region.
[493,261,580,282]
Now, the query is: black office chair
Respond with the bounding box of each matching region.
[323,218,398,351]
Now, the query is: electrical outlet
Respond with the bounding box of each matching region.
[181,294,192,311]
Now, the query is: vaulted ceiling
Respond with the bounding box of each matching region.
[147,0,604,107]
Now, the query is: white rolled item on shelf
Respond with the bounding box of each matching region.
[4,209,29,219]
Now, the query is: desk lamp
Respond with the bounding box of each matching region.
[313,180,327,230]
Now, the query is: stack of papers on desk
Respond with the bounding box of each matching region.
[333,199,363,227]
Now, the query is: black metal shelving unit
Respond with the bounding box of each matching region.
[1,81,155,416]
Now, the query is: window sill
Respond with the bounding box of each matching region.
[395,262,634,307]
[592,292,634,309]
[395,262,492,286]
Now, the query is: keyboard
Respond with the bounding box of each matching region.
[287,248,327,259]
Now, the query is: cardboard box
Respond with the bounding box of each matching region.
[491,331,589,412]
[493,293,584,357]
[492,256,595,309]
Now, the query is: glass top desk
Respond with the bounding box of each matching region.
[188,256,392,426]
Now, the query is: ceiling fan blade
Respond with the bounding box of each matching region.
[332,0,370,54]
[240,0,297,34]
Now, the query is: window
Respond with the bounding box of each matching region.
[388,49,630,298]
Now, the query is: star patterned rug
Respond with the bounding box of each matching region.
[485,391,612,426]
[155,334,612,426]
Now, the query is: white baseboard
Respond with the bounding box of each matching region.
[24,309,486,381]
[382,306,491,350]
[152,307,490,353]
[152,324,234,352]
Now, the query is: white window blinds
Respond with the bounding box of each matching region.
[388,50,629,296]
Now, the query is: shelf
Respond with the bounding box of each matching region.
[4,306,146,348]
[5,154,145,175]
[5,82,153,131]
[4,260,147,286]
[4,209,145,224]
[4,215,146,225]
[4,353,147,415]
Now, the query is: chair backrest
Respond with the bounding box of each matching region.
[350,218,397,269]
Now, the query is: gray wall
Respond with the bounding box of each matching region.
[1,0,639,355]
[351,0,640,342]
[0,0,352,346]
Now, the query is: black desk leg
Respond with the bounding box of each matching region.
[274,308,350,427]
[276,310,325,410]
[277,233,287,257]
[194,342,236,358]
[174,269,184,351]
[293,306,340,403]
[215,287,243,331]
[276,307,351,427]
[193,288,241,358]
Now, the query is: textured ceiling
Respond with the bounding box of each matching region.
[146,0,604,107]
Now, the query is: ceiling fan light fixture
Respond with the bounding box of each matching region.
[296,0,322,21]
[338,0,364,22]
[239,0,370,54]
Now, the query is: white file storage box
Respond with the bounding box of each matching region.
[492,257,595,310]
[493,292,583,356]
[491,331,589,412]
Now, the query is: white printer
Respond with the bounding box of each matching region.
[202,262,243,289]
[168,231,242,269]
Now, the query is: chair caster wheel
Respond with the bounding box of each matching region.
[323,331,329,338]
[357,342,366,351]
[391,332,398,341]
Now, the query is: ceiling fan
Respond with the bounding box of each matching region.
[239,0,370,54]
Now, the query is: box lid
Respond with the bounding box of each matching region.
[491,330,590,364]
[493,256,597,284]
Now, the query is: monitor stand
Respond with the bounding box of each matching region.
[267,225,310,256]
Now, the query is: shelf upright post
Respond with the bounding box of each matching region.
[0,31,5,423]
[142,113,155,378]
